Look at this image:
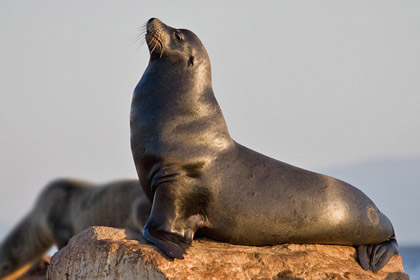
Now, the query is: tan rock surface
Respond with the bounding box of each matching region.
[46,226,409,280]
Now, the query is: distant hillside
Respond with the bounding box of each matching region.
[320,157,420,245]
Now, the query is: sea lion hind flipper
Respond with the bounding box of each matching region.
[357,236,398,272]
[357,245,370,270]
[143,226,190,259]
[370,237,398,272]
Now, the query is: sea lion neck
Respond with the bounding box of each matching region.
[133,56,217,125]
[144,58,212,95]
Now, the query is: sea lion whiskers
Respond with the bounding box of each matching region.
[146,24,164,57]
[137,22,147,33]
[147,34,164,56]
[159,40,164,58]
[130,23,147,51]
[132,24,148,49]
[154,32,164,57]
[150,41,158,55]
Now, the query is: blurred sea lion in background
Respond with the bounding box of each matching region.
[0,179,151,279]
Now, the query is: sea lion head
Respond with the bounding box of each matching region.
[145,18,210,76]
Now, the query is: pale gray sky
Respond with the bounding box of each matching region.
[0,1,419,245]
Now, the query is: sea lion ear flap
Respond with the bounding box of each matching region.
[188,56,194,67]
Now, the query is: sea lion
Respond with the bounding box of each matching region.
[0,179,151,279]
[130,18,398,272]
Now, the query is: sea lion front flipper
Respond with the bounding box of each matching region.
[142,181,208,259]
[357,236,398,272]
[143,226,190,259]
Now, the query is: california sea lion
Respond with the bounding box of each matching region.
[0,179,151,279]
[130,18,398,272]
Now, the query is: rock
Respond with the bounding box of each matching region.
[47,226,409,280]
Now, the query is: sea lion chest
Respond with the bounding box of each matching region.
[130,64,231,198]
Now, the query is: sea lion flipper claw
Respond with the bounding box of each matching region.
[143,227,189,259]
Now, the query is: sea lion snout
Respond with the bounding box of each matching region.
[147,18,157,25]
[146,18,166,56]
[146,18,163,31]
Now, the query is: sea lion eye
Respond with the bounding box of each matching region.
[174,32,183,42]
